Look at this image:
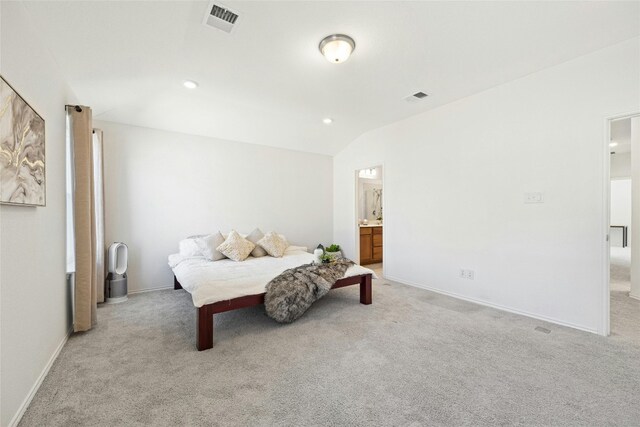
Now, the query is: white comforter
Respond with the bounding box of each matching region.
[168,246,376,307]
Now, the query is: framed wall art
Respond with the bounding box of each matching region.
[0,75,45,206]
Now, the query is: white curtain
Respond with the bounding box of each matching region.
[93,129,105,304]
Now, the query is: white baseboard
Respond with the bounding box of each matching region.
[384,274,600,336]
[128,285,174,295]
[8,327,72,427]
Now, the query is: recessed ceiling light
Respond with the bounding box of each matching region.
[323,118,333,124]
[319,34,355,63]
[609,141,619,147]
[183,80,199,89]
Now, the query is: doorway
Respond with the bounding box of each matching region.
[356,166,383,277]
[607,113,640,341]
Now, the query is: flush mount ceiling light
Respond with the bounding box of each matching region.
[323,118,333,124]
[319,34,355,63]
[183,80,199,89]
[609,141,619,147]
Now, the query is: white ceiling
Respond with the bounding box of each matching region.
[23,1,640,155]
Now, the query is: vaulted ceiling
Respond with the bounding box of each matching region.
[23,1,640,155]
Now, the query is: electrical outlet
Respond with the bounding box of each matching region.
[459,269,475,280]
[524,192,544,204]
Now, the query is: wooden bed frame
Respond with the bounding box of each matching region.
[174,273,373,351]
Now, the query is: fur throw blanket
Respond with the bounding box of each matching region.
[265,259,354,323]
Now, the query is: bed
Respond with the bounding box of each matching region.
[169,246,376,350]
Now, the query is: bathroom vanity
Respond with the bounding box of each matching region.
[360,225,382,265]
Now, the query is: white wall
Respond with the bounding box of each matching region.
[610,152,631,179]
[334,38,640,334]
[610,179,631,247]
[631,117,640,299]
[0,2,77,426]
[97,121,333,292]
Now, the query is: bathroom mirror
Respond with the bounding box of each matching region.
[358,166,383,222]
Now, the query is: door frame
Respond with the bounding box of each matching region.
[602,111,640,336]
[355,164,384,275]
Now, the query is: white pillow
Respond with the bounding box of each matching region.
[246,228,267,257]
[196,232,227,261]
[257,232,289,258]
[179,238,202,257]
[216,230,255,262]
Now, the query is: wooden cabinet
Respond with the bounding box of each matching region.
[360,230,373,263]
[360,226,382,265]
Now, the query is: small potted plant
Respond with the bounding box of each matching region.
[321,253,334,264]
[325,244,342,260]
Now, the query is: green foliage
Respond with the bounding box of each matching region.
[320,253,334,263]
[326,244,341,252]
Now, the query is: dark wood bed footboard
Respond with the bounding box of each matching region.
[174,273,373,351]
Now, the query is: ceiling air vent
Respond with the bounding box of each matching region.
[203,2,239,33]
[404,91,429,103]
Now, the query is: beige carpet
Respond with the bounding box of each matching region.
[610,246,640,341]
[610,246,631,293]
[19,275,640,426]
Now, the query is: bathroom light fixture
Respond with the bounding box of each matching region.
[609,141,619,147]
[323,118,333,124]
[319,34,355,63]
[359,168,377,179]
[183,80,199,89]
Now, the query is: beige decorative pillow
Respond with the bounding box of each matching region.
[278,234,289,248]
[257,232,289,258]
[246,228,267,257]
[195,232,226,261]
[216,230,255,262]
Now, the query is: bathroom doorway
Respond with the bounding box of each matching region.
[356,166,383,277]
[607,114,640,341]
